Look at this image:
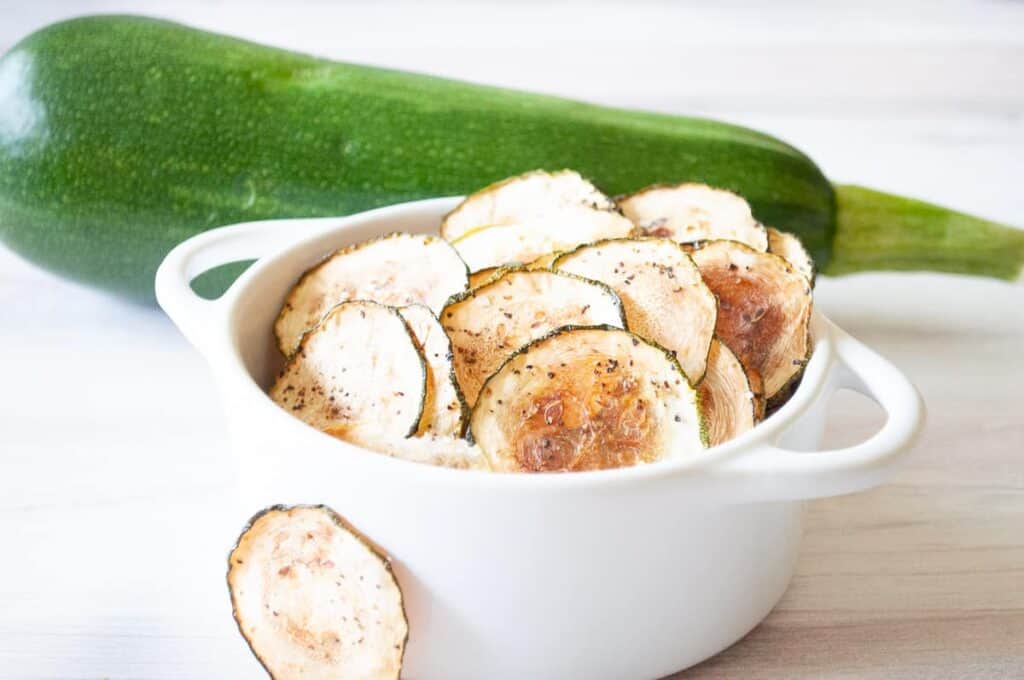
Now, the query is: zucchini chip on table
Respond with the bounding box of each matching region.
[274,233,469,356]
[270,301,426,441]
[228,505,407,680]
[441,170,635,270]
[441,269,626,405]
[699,339,757,447]
[398,304,468,438]
[692,241,812,399]
[619,183,769,251]
[471,327,706,472]
[767,227,815,283]
[553,238,717,383]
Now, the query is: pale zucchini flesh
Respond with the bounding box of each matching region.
[441,269,626,405]
[398,304,468,438]
[619,183,769,251]
[227,505,407,680]
[270,301,426,441]
[450,211,634,271]
[699,339,757,447]
[442,170,634,270]
[692,241,812,399]
[441,169,622,241]
[471,326,706,472]
[554,237,717,383]
[767,226,815,283]
[275,233,469,356]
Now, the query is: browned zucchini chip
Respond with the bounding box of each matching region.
[228,505,407,680]
[692,240,812,399]
[767,226,815,283]
[619,183,769,251]
[270,301,426,440]
[471,326,706,472]
[441,269,626,405]
[398,304,468,438]
[553,238,717,383]
[442,170,634,270]
[699,339,757,447]
[275,233,469,356]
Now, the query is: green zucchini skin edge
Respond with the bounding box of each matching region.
[400,303,472,440]
[0,15,833,304]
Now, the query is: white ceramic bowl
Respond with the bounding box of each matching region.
[156,198,924,680]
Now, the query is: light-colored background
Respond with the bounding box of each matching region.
[1,1,1022,678]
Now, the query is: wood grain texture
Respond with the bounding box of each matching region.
[0,1,1022,678]
[681,361,1024,678]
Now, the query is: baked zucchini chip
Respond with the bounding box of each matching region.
[553,238,717,383]
[441,269,626,405]
[275,233,469,356]
[767,226,815,283]
[692,241,812,399]
[270,301,426,440]
[398,305,468,438]
[471,326,706,472]
[619,183,769,251]
[441,169,625,241]
[442,170,634,270]
[228,505,407,680]
[699,339,757,447]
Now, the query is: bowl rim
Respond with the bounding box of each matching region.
[201,197,836,492]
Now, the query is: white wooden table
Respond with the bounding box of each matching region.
[1,2,1022,678]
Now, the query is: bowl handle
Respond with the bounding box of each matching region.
[718,319,925,502]
[155,220,304,353]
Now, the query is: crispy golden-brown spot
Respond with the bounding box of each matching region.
[700,267,784,373]
[511,362,657,472]
[692,241,811,398]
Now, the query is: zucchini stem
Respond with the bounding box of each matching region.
[826,185,1024,282]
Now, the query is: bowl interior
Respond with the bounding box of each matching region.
[216,197,828,483]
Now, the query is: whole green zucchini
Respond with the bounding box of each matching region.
[0,16,1020,304]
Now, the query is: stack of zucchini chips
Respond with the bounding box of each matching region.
[270,171,813,474]
[234,171,815,678]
